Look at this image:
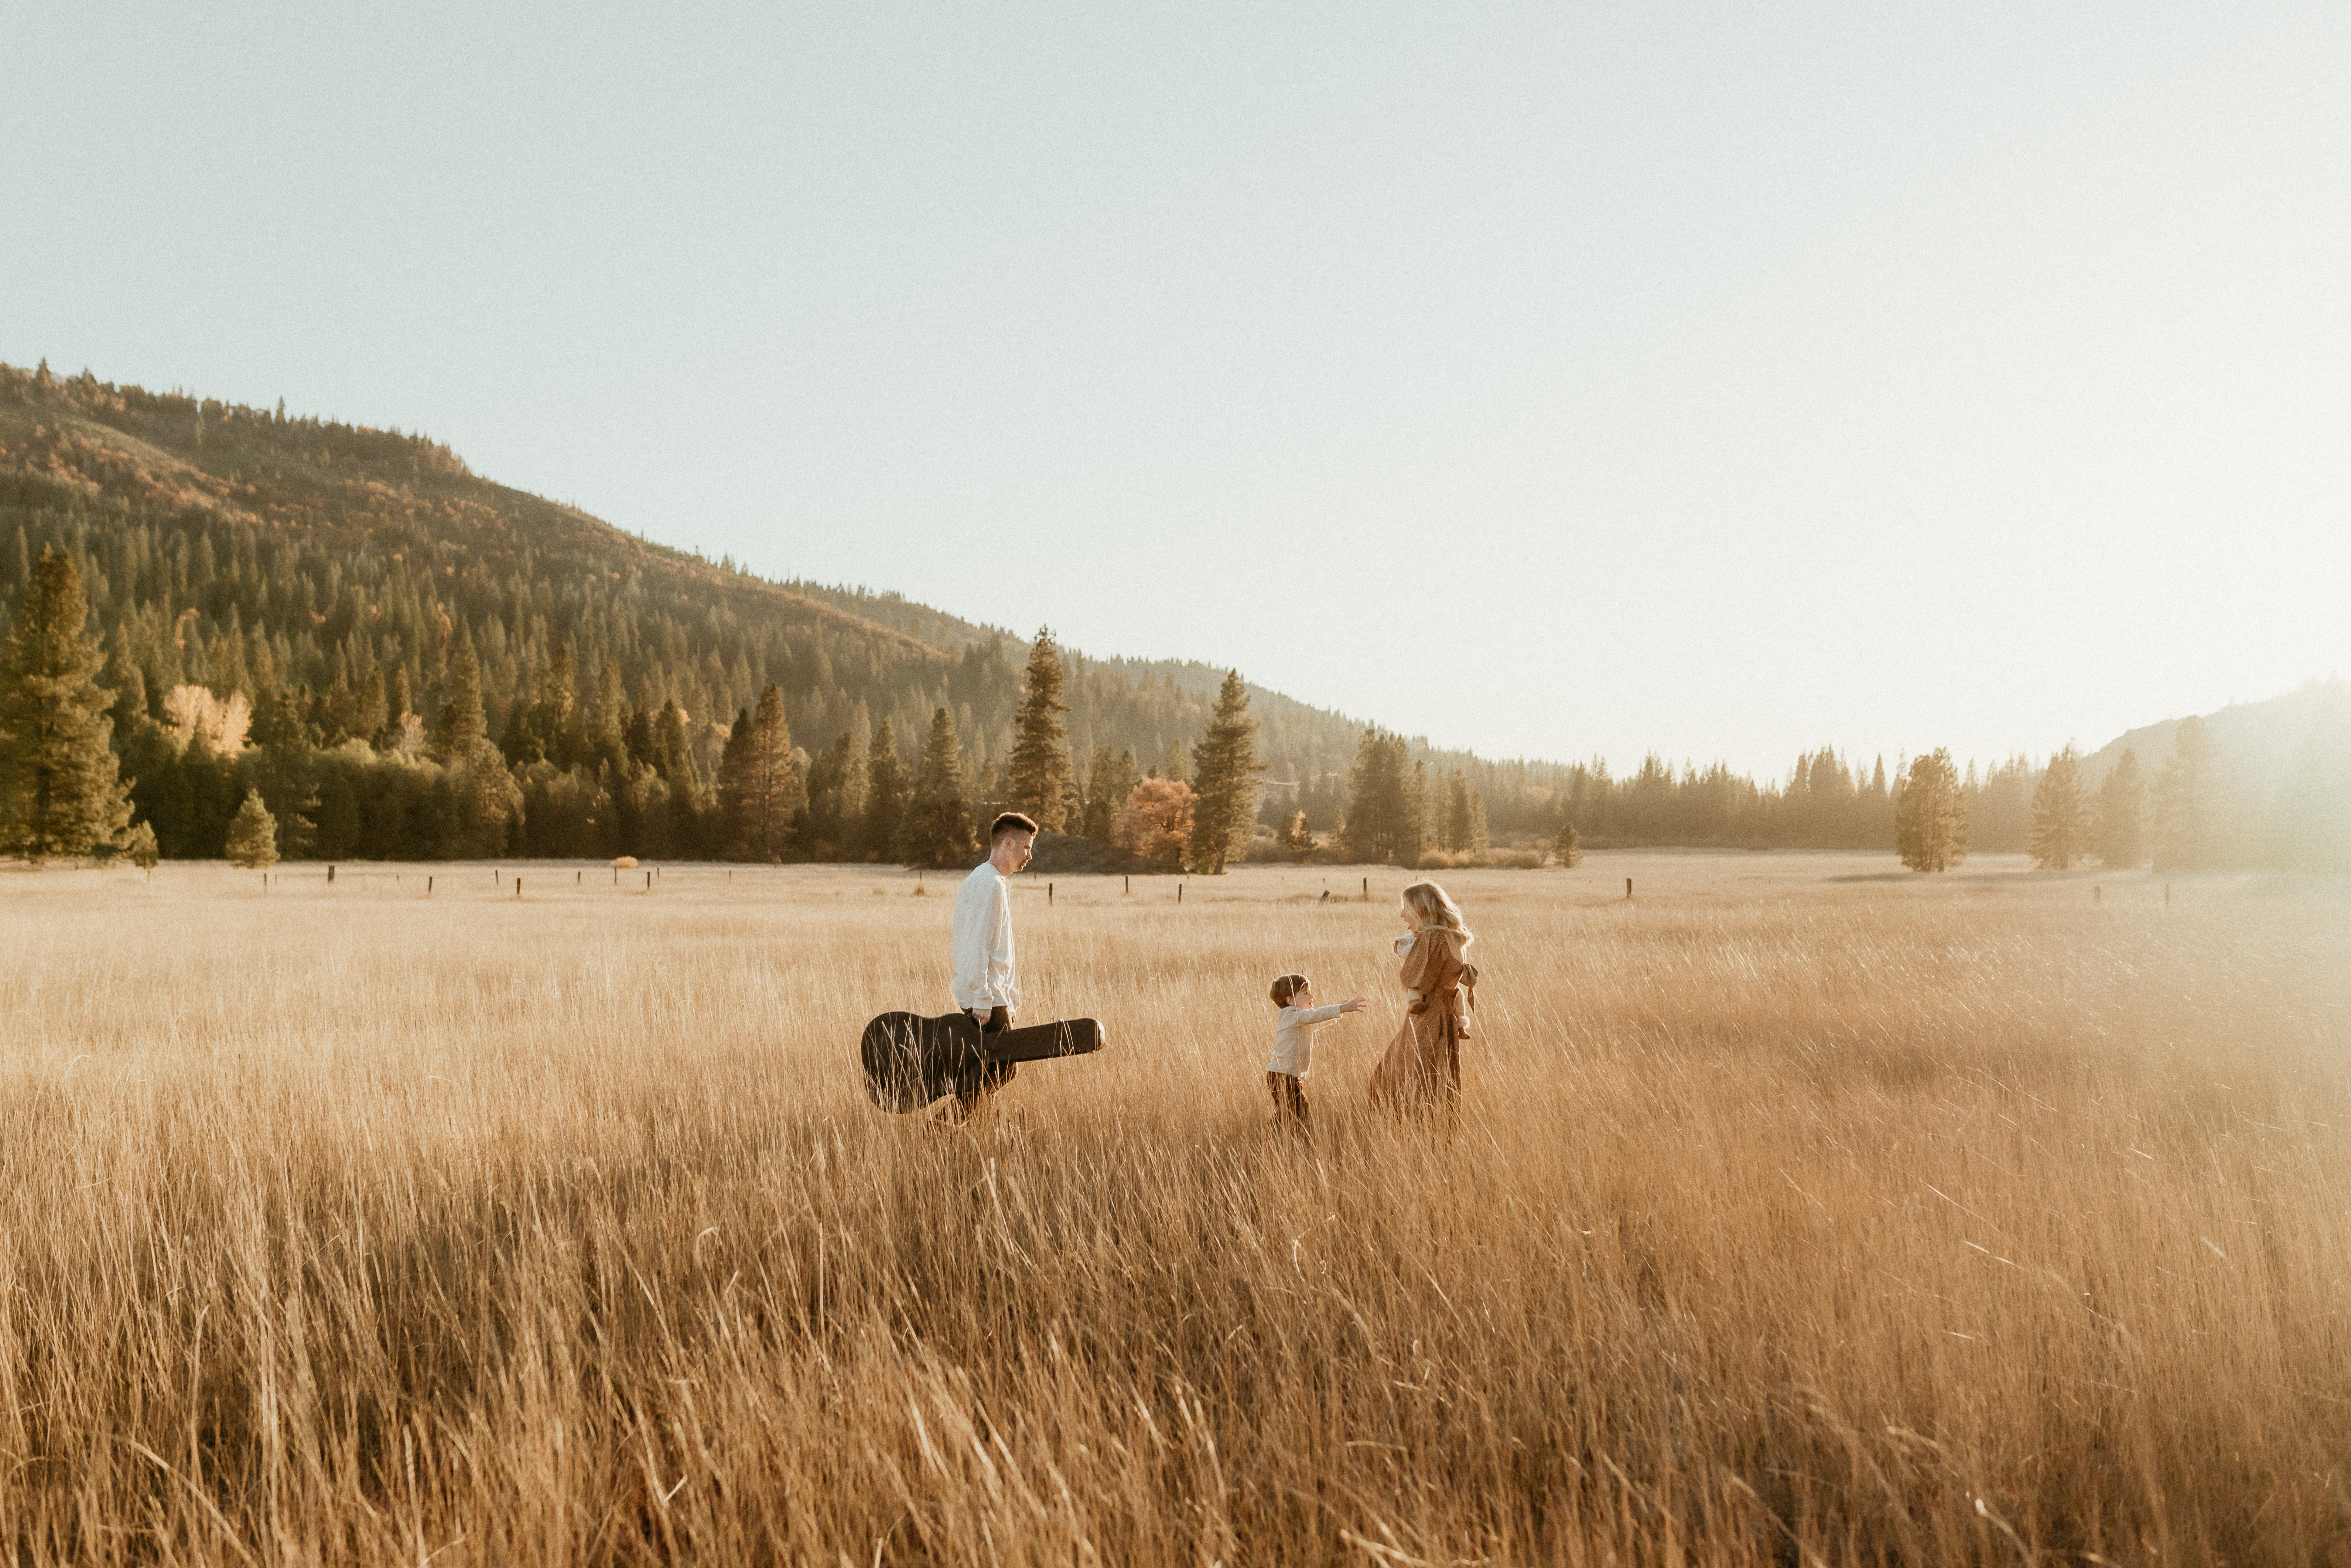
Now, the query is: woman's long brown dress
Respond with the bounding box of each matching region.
[1367,927,1475,1115]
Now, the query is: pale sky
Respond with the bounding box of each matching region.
[6,4,2346,779]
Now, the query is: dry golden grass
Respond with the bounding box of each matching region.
[4,854,2349,1564]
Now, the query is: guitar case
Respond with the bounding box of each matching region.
[858,1011,1107,1112]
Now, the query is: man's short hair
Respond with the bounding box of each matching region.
[989,812,1040,844]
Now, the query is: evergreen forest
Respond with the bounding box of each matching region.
[2,361,2344,870]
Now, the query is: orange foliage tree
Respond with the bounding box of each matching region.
[1119,778,1194,869]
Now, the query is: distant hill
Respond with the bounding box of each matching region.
[2081,678,2350,795]
[0,360,1575,849]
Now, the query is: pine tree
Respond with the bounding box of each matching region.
[430,628,487,761]
[1404,758,1430,866]
[507,643,574,765]
[1468,790,1490,855]
[1186,670,1265,874]
[1086,747,1139,844]
[384,665,412,729]
[312,668,355,746]
[121,819,159,872]
[622,708,655,771]
[244,682,318,857]
[718,683,798,860]
[354,666,388,748]
[1342,729,1413,863]
[2153,717,2218,872]
[1895,748,1969,872]
[0,547,135,862]
[896,707,975,866]
[2094,748,2147,869]
[102,620,147,734]
[1080,745,1117,839]
[864,721,906,860]
[586,658,631,778]
[1007,627,1073,830]
[713,707,755,853]
[2029,745,2091,870]
[1444,771,1475,852]
[225,788,279,869]
[1553,820,1582,867]
[807,729,868,850]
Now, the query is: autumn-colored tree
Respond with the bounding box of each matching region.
[1120,777,1195,869]
[1895,749,1969,872]
[1186,670,1265,874]
[1007,627,1073,831]
[1281,809,1315,859]
[0,546,134,861]
[2029,746,2091,870]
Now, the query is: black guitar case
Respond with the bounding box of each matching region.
[858,1011,1108,1112]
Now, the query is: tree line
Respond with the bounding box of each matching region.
[7,540,2347,876]
[5,363,2345,872]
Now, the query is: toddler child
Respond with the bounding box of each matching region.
[1266,973,1367,1132]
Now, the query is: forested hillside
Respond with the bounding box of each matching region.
[4,359,2338,867]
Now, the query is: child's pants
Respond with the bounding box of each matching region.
[1267,1071,1309,1131]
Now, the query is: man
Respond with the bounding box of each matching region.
[946,811,1037,1119]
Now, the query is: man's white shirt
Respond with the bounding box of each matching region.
[951,861,1020,1013]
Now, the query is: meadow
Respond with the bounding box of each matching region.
[3,852,2348,1565]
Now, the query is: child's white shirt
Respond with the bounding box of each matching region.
[1268,1002,1348,1077]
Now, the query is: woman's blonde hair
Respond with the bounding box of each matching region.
[1401,880,1472,945]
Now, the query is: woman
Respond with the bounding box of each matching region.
[1367,880,1479,1116]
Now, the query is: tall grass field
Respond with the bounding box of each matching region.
[4,855,2348,1564]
